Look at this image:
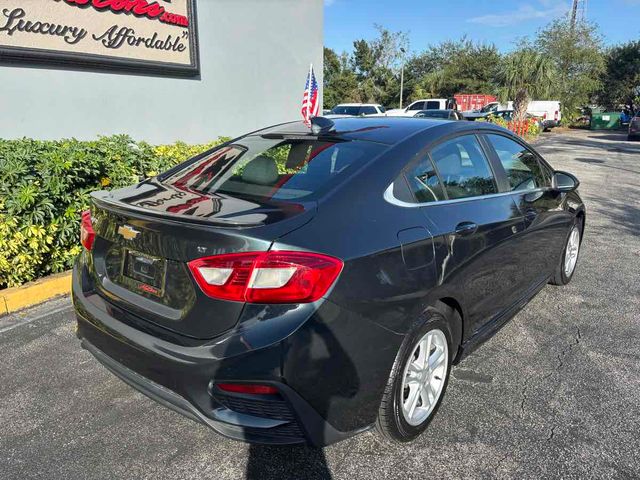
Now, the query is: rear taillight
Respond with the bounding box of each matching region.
[188,251,343,303]
[543,112,547,119]
[554,110,559,121]
[217,383,279,395]
[80,210,95,251]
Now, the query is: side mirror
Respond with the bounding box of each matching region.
[552,171,580,192]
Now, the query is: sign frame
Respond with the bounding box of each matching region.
[0,0,200,78]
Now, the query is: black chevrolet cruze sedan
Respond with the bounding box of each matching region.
[73,117,585,446]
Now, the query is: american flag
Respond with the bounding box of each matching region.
[301,64,320,127]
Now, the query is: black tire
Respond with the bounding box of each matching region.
[375,304,455,443]
[550,216,583,286]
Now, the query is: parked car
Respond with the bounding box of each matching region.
[527,101,562,130]
[387,98,457,116]
[414,109,464,120]
[73,116,585,447]
[327,103,386,117]
[629,114,640,140]
[462,101,508,120]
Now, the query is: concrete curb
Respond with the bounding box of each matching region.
[1,271,72,316]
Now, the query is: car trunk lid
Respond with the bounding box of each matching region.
[87,183,315,339]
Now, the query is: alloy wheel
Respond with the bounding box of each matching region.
[400,329,449,426]
[564,226,580,277]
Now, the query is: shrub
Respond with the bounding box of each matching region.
[0,135,228,288]
[480,114,541,140]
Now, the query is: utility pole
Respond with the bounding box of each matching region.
[571,0,587,30]
[399,47,406,109]
[570,0,578,29]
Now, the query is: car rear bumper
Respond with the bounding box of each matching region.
[72,259,361,446]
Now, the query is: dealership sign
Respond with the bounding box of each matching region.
[0,0,199,77]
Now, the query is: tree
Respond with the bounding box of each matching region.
[323,47,359,108]
[351,25,408,106]
[598,40,640,111]
[401,38,501,104]
[536,18,605,122]
[498,47,555,121]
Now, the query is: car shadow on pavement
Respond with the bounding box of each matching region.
[573,157,640,175]
[246,444,332,480]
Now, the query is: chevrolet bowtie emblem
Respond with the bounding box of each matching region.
[117,225,140,241]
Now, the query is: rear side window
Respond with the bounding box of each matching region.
[485,134,549,190]
[165,137,385,201]
[425,101,441,110]
[403,156,446,203]
[430,135,497,199]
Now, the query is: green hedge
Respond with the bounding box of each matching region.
[0,135,228,289]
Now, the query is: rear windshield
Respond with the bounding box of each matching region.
[163,136,385,201]
[330,106,361,116]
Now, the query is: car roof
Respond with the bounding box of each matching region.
[333,103,380,107]
[416,109,454,113]
[254,116,501,145]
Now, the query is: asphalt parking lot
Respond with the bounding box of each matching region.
[1,129,639,480]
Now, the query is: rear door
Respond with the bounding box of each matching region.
[481,133,571,284]
[403,133,526,335]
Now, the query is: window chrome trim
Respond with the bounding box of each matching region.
[383,183,548,208]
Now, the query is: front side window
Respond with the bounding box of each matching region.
[430,135,497,199]
[408,101,425,111]
[485,134,549,191]
[361,106,377,115]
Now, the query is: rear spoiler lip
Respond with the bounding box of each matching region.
[91,191,270,229]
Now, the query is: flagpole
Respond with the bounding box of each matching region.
[306,63,313,122]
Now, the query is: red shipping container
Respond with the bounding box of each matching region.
[454,94,497,112]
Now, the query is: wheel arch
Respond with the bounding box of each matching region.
[433,297,464,363]
[576,209,586,241]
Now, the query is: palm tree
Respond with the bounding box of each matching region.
[499,48,555,121]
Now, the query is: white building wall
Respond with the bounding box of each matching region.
[0,0,323,143]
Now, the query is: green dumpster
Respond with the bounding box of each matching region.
[590,112,622,130]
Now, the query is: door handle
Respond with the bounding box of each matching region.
[454,222,478,236]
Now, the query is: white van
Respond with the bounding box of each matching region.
[527,101,562,129]
[387,98,457,117]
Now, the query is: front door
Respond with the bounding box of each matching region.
[482,133,571,285]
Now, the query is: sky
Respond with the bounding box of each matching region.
[324,0,640,54]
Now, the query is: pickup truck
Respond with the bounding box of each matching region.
[386,98,457,116]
